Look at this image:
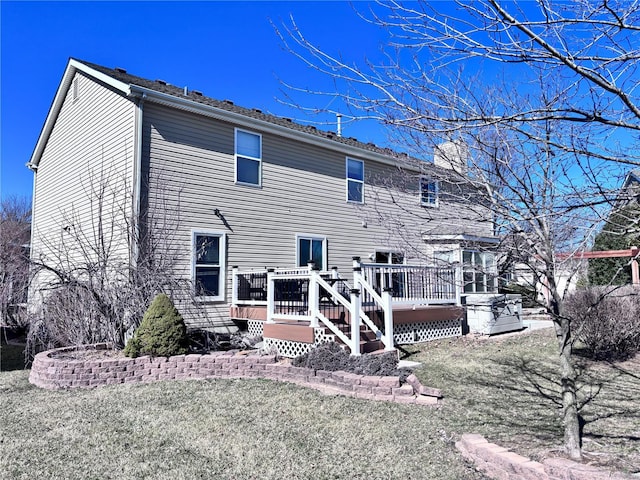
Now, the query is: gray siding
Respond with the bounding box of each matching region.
[142,103,492,329]
[30,72,136,301]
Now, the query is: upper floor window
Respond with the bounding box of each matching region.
[346,158,364,203]
[193,231,226,301]
[420,177,438,207]
[235,129,261,186]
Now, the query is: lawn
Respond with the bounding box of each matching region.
[1,329,638,479]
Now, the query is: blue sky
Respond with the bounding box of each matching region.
[1,1,390,201]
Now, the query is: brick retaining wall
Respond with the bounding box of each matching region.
[456,434,635,480]
[28,344,440,406]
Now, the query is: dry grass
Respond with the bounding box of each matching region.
[404,329,640,474]
[1,328,638,479]
[0,370,486,479]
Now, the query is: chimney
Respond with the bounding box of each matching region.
[434,140,468,173]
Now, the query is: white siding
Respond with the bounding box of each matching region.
[142,103,493,329]
[30,72,136,300]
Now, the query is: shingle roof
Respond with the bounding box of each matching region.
[76,58,412,162]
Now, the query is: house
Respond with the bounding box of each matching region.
[27,58,499,355]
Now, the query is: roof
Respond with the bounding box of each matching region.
[29,58,434,171]
[625,168,640,186]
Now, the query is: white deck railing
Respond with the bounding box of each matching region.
[231,260,461,355]
[232,266,314,306]
[359,262,461,306]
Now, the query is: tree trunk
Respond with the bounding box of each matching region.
[551,296,582,460]
[558,331,582,459]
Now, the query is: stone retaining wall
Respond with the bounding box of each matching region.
[28,344,440,406]
[456,434,634,480]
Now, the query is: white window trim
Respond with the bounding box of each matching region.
[420,176,439,207]
[295,233,328,271]
[462,249,498,294]
[234,128,262,188]
[346,157,365,204]
[191,229,226,302]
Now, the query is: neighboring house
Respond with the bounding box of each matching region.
[615,168,640,209]
[28,59,498,354]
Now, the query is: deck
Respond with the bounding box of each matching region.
[231,261,464,356]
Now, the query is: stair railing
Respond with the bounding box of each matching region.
[352,258,395,351]
[313,272,361,355]
[262,262,399,355]
[264,264,362,355]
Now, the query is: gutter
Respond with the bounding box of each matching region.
[127,85,415,170]
[422,234,501,244]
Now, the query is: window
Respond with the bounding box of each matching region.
[375,251,404,265]
[420,177,438,206]
[235,129,261,186]
[297,235,327,270]
[193,232,225,300]
[346,158,364,203]
[433,250,456,266]
[463,250,497,293]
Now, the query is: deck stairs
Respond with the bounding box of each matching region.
[318,301,385,354]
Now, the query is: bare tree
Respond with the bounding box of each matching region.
[0,196,31,329]
[275,0,640,459]
[27,165,206,357]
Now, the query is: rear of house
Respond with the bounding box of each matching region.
[28,59,499,350]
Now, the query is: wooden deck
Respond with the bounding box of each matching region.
[231,304,463,345]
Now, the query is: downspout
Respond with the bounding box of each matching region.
[25,162,38,313]
[131,92,146,270]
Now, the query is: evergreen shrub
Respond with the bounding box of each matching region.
[123,293,189,358]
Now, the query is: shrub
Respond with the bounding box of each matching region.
[293,342,352,371]
[292,342,411,381]
[499,282,538,308]
[123,293,189,358]
[563,286,640,361]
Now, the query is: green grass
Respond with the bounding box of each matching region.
[1,329,638,479]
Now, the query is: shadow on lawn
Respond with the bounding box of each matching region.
[443,352,640,449]
[0,340,27,371]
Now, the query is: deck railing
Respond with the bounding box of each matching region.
[232,266,311,306]
[231,260,461,355]
[359,262,460,305]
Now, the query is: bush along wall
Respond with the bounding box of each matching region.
[124,293,189,358]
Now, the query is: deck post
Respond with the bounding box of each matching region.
[632,247,640,286]
[352,258,362,297]
[309,264,320,328]
[266,268,275,323]
[350,288,362,356]
[231,266,239,305]
[382,288,394,351]
[455,263,463,306]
